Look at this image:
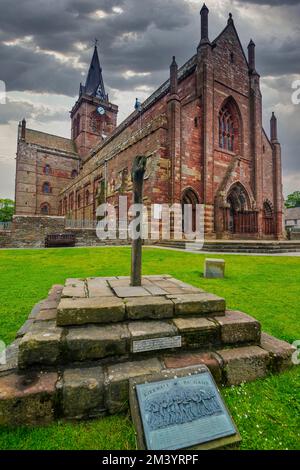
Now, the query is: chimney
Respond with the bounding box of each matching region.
[248,39,256,73]
[270,112,278,142]
[200,3,209,44]
[170,56,178,94]
[21,118,26,140]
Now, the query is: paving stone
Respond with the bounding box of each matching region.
[170,293,226,317]
[35,308,57,321]
[87,278,114,298]
[28,301,44,320]
[217,346,270,385]
[105,358,161,414]
[163,351,223,384]
[144,285,168,296]
[215,310,261,345]
[65,324,129,361]
[57,297,126,326]
[155,280,181,288]
[47,285,64,301]
[125,296,174,320]
[0,339,21,374]
[260,332,296,373]
[18,321,63,368]
[40,299,59,310]
[0,371,58,425]
[65,278,84,286]
[162,287,202,295]
[144,275,172,280]
[16,319,35,339]
[204,259,225,279]
[62,284,86,298]
[62,366,105,418]
[172,317,220,348]
[113,286,151,298]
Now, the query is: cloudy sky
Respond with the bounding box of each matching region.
[0,0,299,199]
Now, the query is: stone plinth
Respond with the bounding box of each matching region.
[204,258,225,278]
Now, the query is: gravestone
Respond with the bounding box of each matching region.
[129,366,240,450]
[131,155,147,287]
[204,258,225,279]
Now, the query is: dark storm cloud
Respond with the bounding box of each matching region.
[0,99,68,125]
[238,1,300,5]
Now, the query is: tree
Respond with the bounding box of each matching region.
[0,199,15,222]
[285,191,300,209]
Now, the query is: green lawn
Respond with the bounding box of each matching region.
[0,247,299,450]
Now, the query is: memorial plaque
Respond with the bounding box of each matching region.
[132,369,239,450]
[132,336,182,353]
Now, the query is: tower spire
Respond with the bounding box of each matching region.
[82,43,107,101]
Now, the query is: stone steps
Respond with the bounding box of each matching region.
[0,337,295,425]
[157,240,300,253]
[17,310,261,368]
[0,278,296,427]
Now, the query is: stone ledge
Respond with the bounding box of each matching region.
[172,317,220,349]
[0,371,58,426]
[57,297,126,326]
[217,346,270,386]
[260,333,296,373]
[163,351,223,384]
[170,293,226,317]
[125,296,174,320]
[214,310,261,345]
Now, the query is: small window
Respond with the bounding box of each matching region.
[230,52,235,64]
[41,203,50,215]
[262,145,265,154]
[71,169,78,178]
[85,189,90,206]
[42,182,51,194]
[77,194,81,208]
[194,117,198,128]
[44,164,51,175]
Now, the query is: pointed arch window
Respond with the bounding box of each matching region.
[219,107,235,152]
[41,203,50,215]
[42,182,51,194]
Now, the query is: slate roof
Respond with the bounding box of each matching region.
[285,207,300,220]
[25,129,78,155]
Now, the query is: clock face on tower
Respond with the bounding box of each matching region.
[97,106,105,116]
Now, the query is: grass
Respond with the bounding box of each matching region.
[0,246,299,450]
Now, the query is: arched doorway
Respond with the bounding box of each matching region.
[224,183,258,235]
[181,188,199,235]
[263,201,275,235]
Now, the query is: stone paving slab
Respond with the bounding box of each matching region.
[62,285,86,298]
[125,296,174,320]
[62,366,105,418]
[57,297,126,326]
[113,286,151,298]
[214,310,261,345]
[87,278,114,298]
[0,371,58,425]
[36,308,57,321]
[128,320,177,340]
[143,285,168,296]
[65,324,129,361]
[217,345,270,386]
[170,293,226,317]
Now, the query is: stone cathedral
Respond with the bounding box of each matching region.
[14,5,284,240]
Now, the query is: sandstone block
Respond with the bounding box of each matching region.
[62,366,105,418]
[18,321,63,368]
[163,351,223,384]
[105,358,161,413]
[65,324,129,361]
[125,296,174,320]
[0,371,58,426]
[57,297,126,326]
[172,317,220,348]
[260,332,296,372]
[87,278,114,298]
[216,310,261,345]
[171,293,225,317]
[217,346,270,385]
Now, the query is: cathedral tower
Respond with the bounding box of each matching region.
[71,44,118,160]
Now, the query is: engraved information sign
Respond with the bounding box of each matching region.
[135,371,237,450]
[132,336,182,353]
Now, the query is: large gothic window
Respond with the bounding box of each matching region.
[219,107,235,152]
